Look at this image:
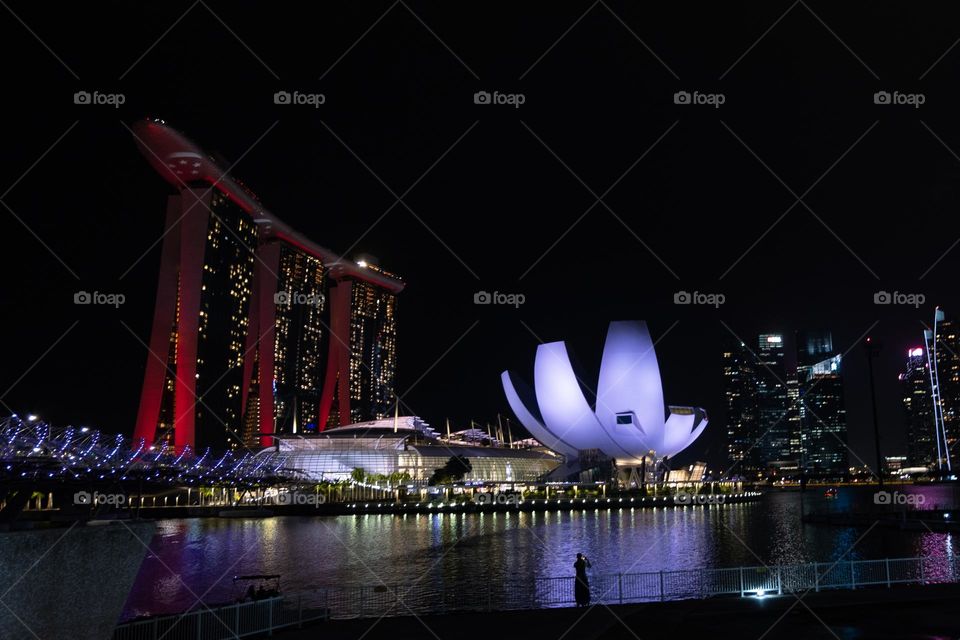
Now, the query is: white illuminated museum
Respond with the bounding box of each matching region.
[501,320,708,475]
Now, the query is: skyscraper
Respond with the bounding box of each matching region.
[900,346,935,468]
[757,334,793,470]
[724,330,849,478]
[319,260,400,429]
[131,120,405,453]
[268,245,329,435]
[722,337,760,476]
[923,308,958,471]
[786,374,802,467]
[796,330,848,476]
[134,187,258,453]
[348,263,400,425]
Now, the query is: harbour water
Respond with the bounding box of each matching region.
[121,486,960,620]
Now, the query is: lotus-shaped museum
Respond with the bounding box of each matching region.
[501,320,707,466]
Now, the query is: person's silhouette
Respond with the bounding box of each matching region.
[574,553,592,607]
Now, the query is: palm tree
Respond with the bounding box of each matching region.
[428,456,472,486]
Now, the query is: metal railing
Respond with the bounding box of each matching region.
[301,556,959,619]
[114,556,960,637]
[112,596,328,640]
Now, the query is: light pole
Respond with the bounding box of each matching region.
[866,337,884,489]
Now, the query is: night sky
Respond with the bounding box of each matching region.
[3,2,960,470]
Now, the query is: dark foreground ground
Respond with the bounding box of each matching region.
[277,583,960,640]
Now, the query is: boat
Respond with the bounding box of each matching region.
[234,574,282,602]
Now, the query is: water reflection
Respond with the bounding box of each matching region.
[122,488,960,619]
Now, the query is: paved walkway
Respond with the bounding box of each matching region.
[275,583,960,640]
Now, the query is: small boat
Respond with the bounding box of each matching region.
[824,488,838,499]
[234,574,282,602]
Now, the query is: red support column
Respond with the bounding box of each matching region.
[172,189,211,453]
[317,279,353,430]
[256,243,281,447]
[133,195,182,445]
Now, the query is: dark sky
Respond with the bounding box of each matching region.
[3,2,960,470]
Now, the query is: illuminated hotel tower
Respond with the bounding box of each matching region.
[349,263,400,424]
[241,246,329,445]
[131,119,404,453]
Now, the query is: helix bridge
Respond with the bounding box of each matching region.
[0,414,307,489]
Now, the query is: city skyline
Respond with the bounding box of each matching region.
[4,4,960,473]
[5,110,958,468]
[6,5,960,639]
[725,329,850,478]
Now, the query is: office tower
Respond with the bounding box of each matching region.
[900,346,935,468]
[924,308,958,471]
[722,337,760,476]
[796,330,848,475]
[757,334,793,469]
[786,374,802,466]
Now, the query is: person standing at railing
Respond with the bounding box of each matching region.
[574,553,592,606]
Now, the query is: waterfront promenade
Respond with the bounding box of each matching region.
[113,555,960,639]
[273,583,960,640]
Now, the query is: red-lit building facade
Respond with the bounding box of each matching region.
[131,120,403,453]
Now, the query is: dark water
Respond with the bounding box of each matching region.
[121,486,960,620]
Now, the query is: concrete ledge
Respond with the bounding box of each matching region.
[0,520,155,640]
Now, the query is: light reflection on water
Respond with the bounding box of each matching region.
[121,488,960,620]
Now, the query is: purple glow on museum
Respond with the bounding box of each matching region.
[501,321,707,466]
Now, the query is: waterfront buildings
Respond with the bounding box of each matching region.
[261,416,560,483]
[795,330,848,475]
[131,120,403,453]
[900,346,936,469]
[722,338,761,476]
[723,329,848,478]
[757,334,792,470]
[343,264,400,427]
[924,309,959,471]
